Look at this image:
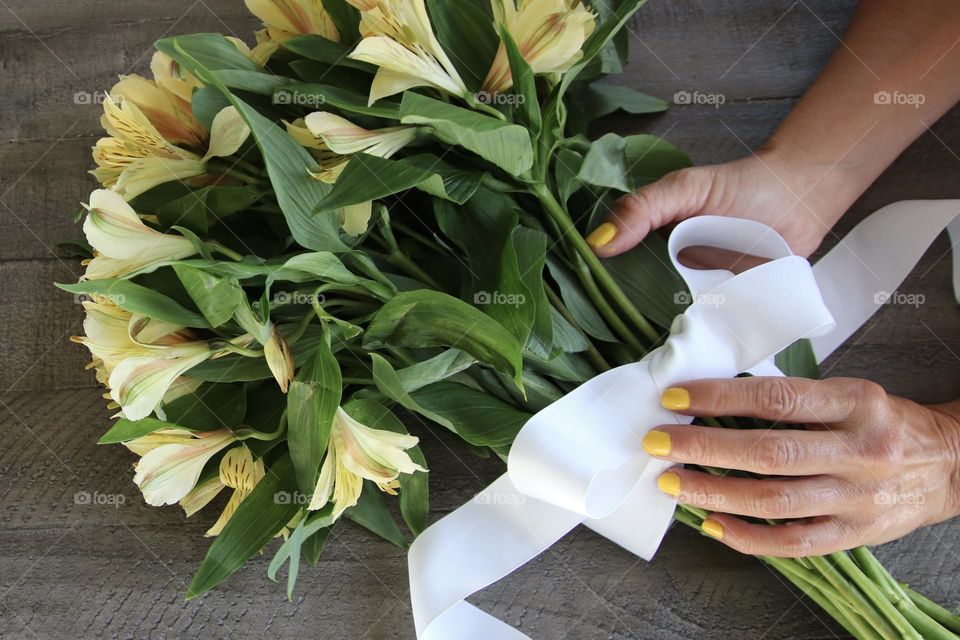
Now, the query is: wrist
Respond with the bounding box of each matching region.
[927,401,960,521]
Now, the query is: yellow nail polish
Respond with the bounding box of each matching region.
[586,223,618,249]
[661,387,691,412]
[657,472,681,497]
[702,519,724,540]
[642,430,672,457]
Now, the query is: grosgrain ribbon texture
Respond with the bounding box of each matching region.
[408,216,837,640]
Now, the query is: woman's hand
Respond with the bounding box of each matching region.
[586,149,856,259]
[643,377,960,557]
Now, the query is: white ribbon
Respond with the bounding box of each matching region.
[409,201,960,640]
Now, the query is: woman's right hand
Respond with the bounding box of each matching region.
[586,149,856,259]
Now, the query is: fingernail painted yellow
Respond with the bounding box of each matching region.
[657,472,681,497]
[703,519,724,540]
[642,430,672,457]
[661,387,691,411]
[586,223,617,248]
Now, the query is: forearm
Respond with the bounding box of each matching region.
[763,0,960,226]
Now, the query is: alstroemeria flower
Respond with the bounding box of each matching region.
[308,407,426,520]
[72,297,195,385]
[246,0,340,63]
[108,342,219,421]
[264,326,295,393]
[346,0,469,104]
[128,429,237,506]
[482,0,596,94]
[92,99,251,200]
[304,111,418,157]
[205,445,266,536]
[110,74,206,149]
[82,189,198,280]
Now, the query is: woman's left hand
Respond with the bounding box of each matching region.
[644,377,960,557]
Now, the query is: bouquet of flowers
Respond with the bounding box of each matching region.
[59,0,960,637]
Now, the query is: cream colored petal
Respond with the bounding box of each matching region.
[133,430,235,506]
[339,201,373,237]
[180,476,226,516]
[202,106,252,161]
[109,346,215,421]
[113,156,208,200]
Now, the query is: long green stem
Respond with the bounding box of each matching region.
[831,552,921,639]
[544,283,610,373]
[903,585,960,635]
[533,184,660,345]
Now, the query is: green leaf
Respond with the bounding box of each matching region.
[624,134,693,187]
[512,227,554,357]
[315,154,482,212]
[287,327,343,496]
[187,454,300,599]
[156,33,261,73]
[322,0,362,45]
[400,92,534,176]
[214,70,292,96]
[364,290,524,388]
[276,82,400,119]
[57,280,209,328]
[546,256,616,342]
[390,349,476,393]
[163,382,248,429]
[282,35,372,72]
[98,417,194,444]
[426,0,498,92]
[602,234,688,330]
[343,397,428,535]
[410,381,530,448]
[345,481,407,547]
[500,26,541,137]
[776,339,821,379]
[268,507,336,598]
[191,86,232,130]
[164,36,347,253]
[579,84,668,120]
[172,266,244,328]
[578,133,632,193]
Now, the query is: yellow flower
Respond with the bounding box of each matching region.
[205,445,266,536]
[482,0,596,94]
[308,407,426,520]
[128,429,237,506]
[81,189,198,280]
[110,73,206,149]
[93,99,251,200]
[149,50,205,105]
[264,326,295,393]
[346,0,469,104]
[246,0,340,63]
[71,296,194,385]
[108,342,219,421]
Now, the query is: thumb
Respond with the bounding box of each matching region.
[587,168,715,257]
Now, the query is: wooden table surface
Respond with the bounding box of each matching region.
[2,1,959,638]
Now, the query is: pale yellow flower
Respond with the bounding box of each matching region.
[129,429,237,506]
[71,296,194,385]
[92,99,251,200]
[346,0,469,104]
[246,0,340,63]
[205,445,266,536]
[81,189,198,280]
[108,342,219,421]
[309,407,426,520]
[482,0,596,94]
[263,326,295,393]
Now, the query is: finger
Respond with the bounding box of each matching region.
[643,425,850,475]
[699,514,856,557]
[677,246,772,274]
[586,168,713,258]
[660,377,876,424]
[658,469,851,519]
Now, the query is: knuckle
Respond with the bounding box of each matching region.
[859,423,907,467]
[751,482,796,518]
[754,378,802,420]
[751,435,803,473]
[679,429,712,463]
